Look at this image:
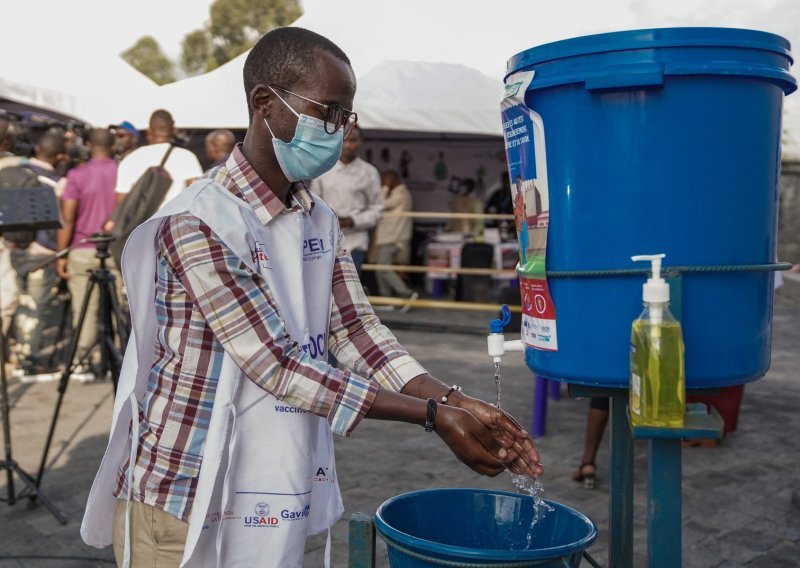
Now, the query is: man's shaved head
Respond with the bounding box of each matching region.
[243,27,351,119]
[89,128,115,149]
[36,132,66,161]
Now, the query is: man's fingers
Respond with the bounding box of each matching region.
[496,409,529,438]
[470,421,502,455]
[490,428,516,448]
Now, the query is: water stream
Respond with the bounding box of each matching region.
[511,473,555,548]
[494,362,553,548]
[494,361,502,408]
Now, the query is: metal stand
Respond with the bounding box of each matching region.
[0,186,67,523]
[633,403,724,568]
[566,274,724,568]
[0,279,67,524]
[34,234,128,497]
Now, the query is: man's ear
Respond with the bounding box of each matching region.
[250,84,272,119]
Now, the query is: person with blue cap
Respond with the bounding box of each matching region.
[113,121,139,160]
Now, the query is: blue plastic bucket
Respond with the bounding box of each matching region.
[505,28,796,387]
[374,488,597,567]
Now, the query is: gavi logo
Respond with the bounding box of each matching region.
[281,504,311,521]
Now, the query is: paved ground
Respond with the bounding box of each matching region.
[1,298,798,567]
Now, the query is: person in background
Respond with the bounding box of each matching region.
[572,397,609,489]
[374,169,418,310]
[0,132,66,375]
[446,178,484,238]
[0,118,20,333]
[113,109,202,207]
[113,121,139,161]
[204,129,237,168]
[56,128,121,374]
[312,124,382,278]
[0,118,17,158]
[485,173,513,222]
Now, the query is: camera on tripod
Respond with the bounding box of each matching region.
[87,232,115,259]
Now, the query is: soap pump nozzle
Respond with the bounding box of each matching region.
[631,253,669,324]
[487,304,524,363]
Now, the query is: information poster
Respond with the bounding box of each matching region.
[501,71,558,351]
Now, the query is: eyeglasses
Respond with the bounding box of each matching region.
[269,85,358,137]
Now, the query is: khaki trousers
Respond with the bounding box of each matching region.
[113,499,189,568]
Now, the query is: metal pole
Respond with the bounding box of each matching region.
[35,277,97,489]
[349,512,376,568]
[648,439,682,568]
[0,300,15,504]
[609,395,634,568]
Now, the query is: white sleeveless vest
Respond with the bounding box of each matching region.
[81,179,344,567]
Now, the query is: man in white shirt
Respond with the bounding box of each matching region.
[114,109,202,207]
[311,124,382,276]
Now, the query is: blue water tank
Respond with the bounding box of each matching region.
[507,28,796,388]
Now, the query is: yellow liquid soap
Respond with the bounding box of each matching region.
[629,318,685,428]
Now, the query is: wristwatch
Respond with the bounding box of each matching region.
[424,398,437,432]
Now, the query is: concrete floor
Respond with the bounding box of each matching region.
[1,298,799,567]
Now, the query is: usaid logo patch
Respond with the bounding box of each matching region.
[243,501,280,528]
[251,241,271,270]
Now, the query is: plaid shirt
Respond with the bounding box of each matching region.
[116,146,426,520]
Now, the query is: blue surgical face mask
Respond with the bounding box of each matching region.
[263,88,343,182]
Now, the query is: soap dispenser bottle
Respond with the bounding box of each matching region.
[629,254,685,428]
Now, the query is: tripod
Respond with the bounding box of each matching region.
[0,186,67,523]
[35,233,129,504]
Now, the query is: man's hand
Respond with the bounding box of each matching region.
[400,374,544,478]
[434,405,508,477]
[56,258,69,280]
[339,216,354,228]
[449,393,543,478]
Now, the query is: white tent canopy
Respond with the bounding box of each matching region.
[0,0,796,153]
[355,61,501,135]
[0,40,159,128]
[154,51,250,129]
[153,54,503,135]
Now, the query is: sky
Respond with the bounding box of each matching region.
[2,0,797,78]
[1,0,798,146]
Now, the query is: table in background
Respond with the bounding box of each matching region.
[424,241,519,298]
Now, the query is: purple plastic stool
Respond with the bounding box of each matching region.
[531,376,561,438]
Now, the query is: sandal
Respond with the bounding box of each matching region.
[572,462,597,489]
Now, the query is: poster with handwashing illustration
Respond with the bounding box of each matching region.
[501,70,558,351]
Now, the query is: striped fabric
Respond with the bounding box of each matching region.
[115,145,426,520]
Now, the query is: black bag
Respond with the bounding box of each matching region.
[108,145,174,267]
[0,163,56,248]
